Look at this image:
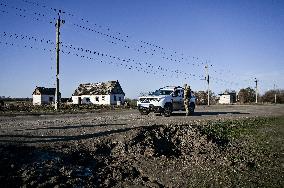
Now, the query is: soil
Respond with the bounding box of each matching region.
[0,104,283,187]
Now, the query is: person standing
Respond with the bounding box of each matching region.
[183,84,191,116]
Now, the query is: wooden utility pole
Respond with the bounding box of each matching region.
[274,84,277,104]
[205,65,210,106]
[55,12,62,111]
[254,78,258,104]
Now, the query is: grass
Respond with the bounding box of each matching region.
[199,117,277,146]
[194,116,284,187]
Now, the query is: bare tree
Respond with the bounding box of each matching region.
[261,89,284,103]
[194,90,216,105]
[238,87,256,104]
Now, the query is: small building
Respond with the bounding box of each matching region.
[218,91,236,104]
[72,80,125,105]
[32,87,57,105]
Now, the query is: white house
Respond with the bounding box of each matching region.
[32,87,57,105]
[72,80,125,105]
[218,92,236,104]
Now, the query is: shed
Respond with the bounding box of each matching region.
[32,87,58,105]
[218,91,236,104]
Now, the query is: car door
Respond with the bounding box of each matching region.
[172,89,183,110]
[180,90,185,110]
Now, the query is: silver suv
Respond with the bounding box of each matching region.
[137,86,196,117]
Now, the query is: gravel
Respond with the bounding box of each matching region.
[0,104,283,187]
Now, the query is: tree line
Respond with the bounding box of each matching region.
[194,87,284,105]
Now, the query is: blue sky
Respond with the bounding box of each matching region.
[0,0,283,98]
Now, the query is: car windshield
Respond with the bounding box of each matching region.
[150,90,172,96]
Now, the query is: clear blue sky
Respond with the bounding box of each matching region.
[1,0,283,98]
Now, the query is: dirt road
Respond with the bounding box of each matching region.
[0,104,283,145]
[0,104,283,187]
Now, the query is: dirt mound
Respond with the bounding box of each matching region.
[0,123,221,187]
[126,124,217,158]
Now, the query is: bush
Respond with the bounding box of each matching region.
[124,98,138,108]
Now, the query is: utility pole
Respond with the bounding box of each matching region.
[205,64,210,106]
[55,11,64,111]
[254,78,258,104]
[274,84,277,104]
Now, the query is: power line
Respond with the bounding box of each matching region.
[1,31,238,86]
[0,2,55,24]
[17,0,210,68]
[12,0,241,83]
[14,0,247,84]
[0,32,250,92]
[0,32,167,77]
[0,1,256,92]
[0,32,55,46]
[1,1,204,71]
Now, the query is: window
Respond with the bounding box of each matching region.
[96,97,99,102]
[86,98,90,103]
[102,96,105,101]
[49,97,53,102]
[114,95,117,101]
[151,90,172,96]
[173,90,179,97]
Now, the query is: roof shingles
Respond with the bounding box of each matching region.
[33,87,56,95]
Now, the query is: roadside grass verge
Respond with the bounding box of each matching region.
[192,116,284,187]
[199,117,277,147]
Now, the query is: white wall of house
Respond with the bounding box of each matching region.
[219,95,232,104]
[72,94,124,105]
[33,94,54,105]
[72,95,110,105]
[72,96,81,105]
[33,95,41,105]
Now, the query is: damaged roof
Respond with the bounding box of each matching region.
[33,87,56,95]
[73,80,125,96]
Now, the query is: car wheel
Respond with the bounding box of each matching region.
[140,109,149,115]
[163,104,172,117]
